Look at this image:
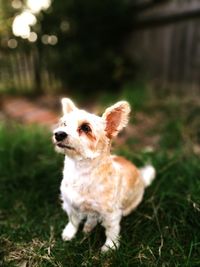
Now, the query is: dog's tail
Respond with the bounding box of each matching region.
[140,165,156,187]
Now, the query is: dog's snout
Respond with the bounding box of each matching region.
[55,131,68,142]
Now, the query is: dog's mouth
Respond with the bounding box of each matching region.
[56,143,75,150]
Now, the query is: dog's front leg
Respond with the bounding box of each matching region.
[101,211,122,252]
[62,209,81,241]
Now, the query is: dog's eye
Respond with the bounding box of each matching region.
[79,123,91,134]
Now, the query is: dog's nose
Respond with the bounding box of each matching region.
[55,131,68,142]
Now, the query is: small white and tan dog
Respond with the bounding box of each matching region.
[53,98,155,252]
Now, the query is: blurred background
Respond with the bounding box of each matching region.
[0,0,200,98]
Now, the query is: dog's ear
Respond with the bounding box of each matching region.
[61,98,77,114]
[102,101,131,138]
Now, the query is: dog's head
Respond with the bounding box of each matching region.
[53,98,130,159]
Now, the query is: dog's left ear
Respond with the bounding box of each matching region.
[102,101,131,138]
[61,98,77,115]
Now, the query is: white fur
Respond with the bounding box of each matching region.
[140,165,156,187]
[62,221,78,241]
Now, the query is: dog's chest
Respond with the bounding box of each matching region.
[60,158,99,212]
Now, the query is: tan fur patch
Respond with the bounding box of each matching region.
[103,101,130,138]
[112,156,144,215]
[105,107,123,138]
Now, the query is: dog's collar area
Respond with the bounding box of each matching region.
[56,143,75,150]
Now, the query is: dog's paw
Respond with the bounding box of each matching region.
[101,239,119,253]
[62,231,74,241]
[62,223,77,241]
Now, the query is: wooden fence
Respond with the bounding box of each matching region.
[0,49,61,95]
[127,0,200,93]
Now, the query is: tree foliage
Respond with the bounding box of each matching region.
[39,0,136,92]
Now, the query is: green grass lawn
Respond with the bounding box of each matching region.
[0,107,200,266]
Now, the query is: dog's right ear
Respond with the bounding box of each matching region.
[61,98,77,115]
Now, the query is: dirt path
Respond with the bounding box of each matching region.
[1,97,58,127]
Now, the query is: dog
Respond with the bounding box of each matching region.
[53,98,155,252]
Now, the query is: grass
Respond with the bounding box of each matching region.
[0,101,200,266]
[96,81,148,112]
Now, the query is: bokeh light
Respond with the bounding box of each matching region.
[11,0,22,9]
[41,34,58,45]
[7,39,18,49]
[12,0,52,40]
[27,0,51,14]
[28,32,38,42]
[12,10,37,39]
[60,21,70,32]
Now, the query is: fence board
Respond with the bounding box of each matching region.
[127,0,200,92]
[135,0,200,28]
